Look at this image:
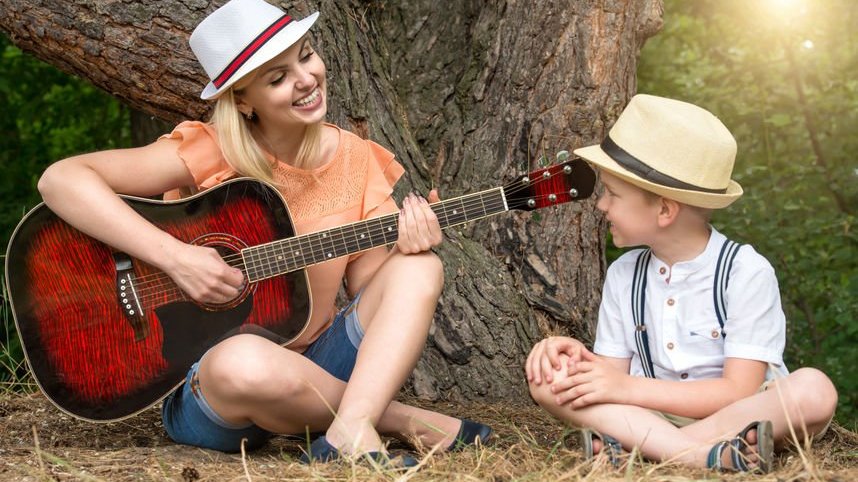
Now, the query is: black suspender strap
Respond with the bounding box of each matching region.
[632,249,657,379]
[713,239,742,338]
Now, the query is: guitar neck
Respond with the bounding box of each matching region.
[242,187,507,282]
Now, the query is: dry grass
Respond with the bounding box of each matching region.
[1,393,856,481]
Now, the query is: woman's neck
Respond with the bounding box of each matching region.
[254,123,308,166]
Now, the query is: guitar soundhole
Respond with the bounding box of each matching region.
[191,233,256,311]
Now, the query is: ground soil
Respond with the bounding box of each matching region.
[1,392,856,481]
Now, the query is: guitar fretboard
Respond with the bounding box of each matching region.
[241,187,507,282]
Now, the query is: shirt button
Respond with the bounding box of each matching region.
[711,330,720,338]
[659,267,666,275]
[667,342,675,350]
[667,298,675,306]
[680,373,689,379]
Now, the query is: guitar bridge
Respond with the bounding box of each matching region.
[113,252,149,341]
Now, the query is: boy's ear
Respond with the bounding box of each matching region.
[657,197,681,227]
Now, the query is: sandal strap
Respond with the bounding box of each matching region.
[581,430,622,468]
[706,440,731,470]
[730,437,751,471]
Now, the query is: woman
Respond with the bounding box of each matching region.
[37,0,491,465]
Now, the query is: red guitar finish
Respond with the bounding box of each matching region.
[5,159,595,422]
[6,180,309,421]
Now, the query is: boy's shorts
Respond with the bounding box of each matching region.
[161,293,365,452]
[654,379,832,439]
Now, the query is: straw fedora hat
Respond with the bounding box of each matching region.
[574,94,743,209]
[190,0,319,100]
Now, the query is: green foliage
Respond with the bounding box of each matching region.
[636,0,857,426]
[0,34,131,384]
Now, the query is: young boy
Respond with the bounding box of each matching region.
[526,94,837,472]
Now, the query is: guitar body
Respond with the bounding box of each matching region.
[5,179,310,421]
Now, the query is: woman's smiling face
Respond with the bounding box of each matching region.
[238,35,327,130]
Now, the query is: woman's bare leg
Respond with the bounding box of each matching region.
[324,251,456,454]
[198,251,461,454]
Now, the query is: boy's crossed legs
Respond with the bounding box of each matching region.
[529,356,837,470]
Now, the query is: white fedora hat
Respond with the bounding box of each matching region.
[190,0,319,100]
[574,94,743,209]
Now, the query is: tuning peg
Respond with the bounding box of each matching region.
[556,150,570,161]
[538,155,549,166]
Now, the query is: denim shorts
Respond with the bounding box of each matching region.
[161,293,365,452]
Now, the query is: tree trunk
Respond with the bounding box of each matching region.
[0,0,663,401]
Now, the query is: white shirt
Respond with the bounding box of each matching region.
[594,227,789,381]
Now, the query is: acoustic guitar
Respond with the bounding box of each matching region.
[4,157,595,421]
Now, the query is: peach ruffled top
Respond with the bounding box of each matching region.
[161,121,404,350]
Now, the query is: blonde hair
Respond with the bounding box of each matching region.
[210,77,321,185]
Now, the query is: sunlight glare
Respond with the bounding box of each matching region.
[764,0,808,25]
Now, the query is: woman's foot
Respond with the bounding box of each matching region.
[300,435,418,468]
[446,419,494,451]
[324,416,385,456]
[393,412,492,452]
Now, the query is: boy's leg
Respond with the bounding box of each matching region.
[529,359,712,467]
[680,368,838,448]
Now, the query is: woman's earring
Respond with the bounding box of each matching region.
[245,111,255,120]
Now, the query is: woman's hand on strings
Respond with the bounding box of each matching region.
[162,242,245,305]
[396,189,443,254]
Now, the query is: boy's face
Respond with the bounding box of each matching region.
[595,171,661,248]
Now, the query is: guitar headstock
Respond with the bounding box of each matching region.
[505,152,597,211]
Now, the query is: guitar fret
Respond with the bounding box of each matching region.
[337,226,352,258]
[272,242,291,275]
[381,215,398,244]
[447,197,468,226]
[309,232,327,264]
[351,222,373,253]
[478,192,488,218]
[367,216,387,247]
[294,235,309,269]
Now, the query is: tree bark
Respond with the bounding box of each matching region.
[0,0,663,401]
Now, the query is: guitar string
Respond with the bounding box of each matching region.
[129,171,574,303]
[132,196,509,303]
[127,168,582,304]
[130,191,507,298]
[129,171,578,304]
[127,174,545,292]
[130,195,514,304]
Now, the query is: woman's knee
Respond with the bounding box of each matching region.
[388,251,444,297]
[200,335,302,401]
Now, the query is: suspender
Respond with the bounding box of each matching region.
[631,239,741,379]
[631,249,657,378]
[713,239,741,337]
